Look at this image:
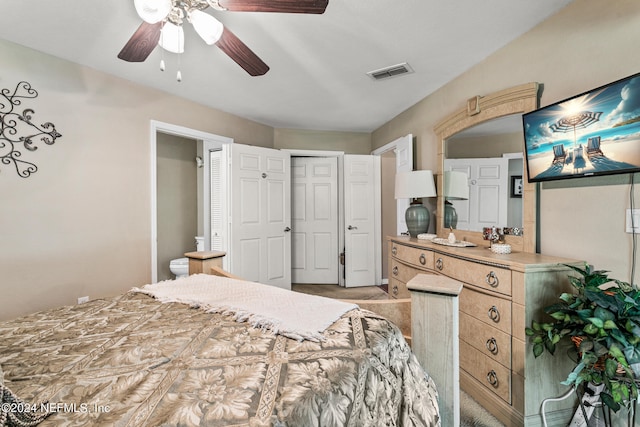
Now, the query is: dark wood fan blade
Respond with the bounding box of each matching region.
[216,28,269,76]
[117,22,162,62]
[218,0,328,14]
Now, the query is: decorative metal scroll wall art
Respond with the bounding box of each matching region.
[0,81,62,178]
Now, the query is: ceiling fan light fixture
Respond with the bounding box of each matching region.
[190,10,224,45]
[120,0,327,76]
[134,0,172,23]
[159,22,185,53]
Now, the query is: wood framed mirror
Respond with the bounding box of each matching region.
[434,83,540,253]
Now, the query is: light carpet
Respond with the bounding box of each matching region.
[461,390,505,426]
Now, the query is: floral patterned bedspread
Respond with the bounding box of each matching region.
[0,292,440,426]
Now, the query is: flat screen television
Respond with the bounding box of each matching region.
[523,72,640,182]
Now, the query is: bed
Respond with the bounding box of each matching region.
[0,273,440,426]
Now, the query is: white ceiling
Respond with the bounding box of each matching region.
[0,0,573,132]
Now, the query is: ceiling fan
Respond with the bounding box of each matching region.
[118,0,329,77]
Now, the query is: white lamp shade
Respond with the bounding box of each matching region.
[159,22,184,53]
[444,171,469,200]
[395,170,437,199]
[134,0,172,24]
[191,10,224,45]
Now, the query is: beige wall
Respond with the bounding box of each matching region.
[274,128,372,154]
[373,0,640,282]
[0,39,274,321]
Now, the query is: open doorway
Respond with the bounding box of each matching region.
[372,134,414,284]
[379,150,397,282]
[156,133,198,281]
[149,120,232,283]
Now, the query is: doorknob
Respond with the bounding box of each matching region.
[284,227,291,232]
[347,225,358,230]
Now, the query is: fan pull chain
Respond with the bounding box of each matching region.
[160,22,166,72]
[176,29,183,82]
[176,54,182,82]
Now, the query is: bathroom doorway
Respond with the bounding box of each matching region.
[156,133,198,281]
[150,120,233,283]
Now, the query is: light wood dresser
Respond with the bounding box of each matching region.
[389,236,581,427]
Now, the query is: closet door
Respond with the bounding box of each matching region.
[343,155,376,287]
[228,144,291,289]
[210,150,227,254]
[291,157,339,284]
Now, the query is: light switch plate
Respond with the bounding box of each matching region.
[626,209,640,233]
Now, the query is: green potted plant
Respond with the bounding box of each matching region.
[526,263,640,413]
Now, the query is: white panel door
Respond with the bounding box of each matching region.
[229,144,291,289]
[344,155,376,287]
[291,157,339,284]
[209,149,229,270]
[209,149,226,252]
[444,157,508,231]
[393,134,413,235]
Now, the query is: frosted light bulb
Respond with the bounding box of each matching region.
[134,0,172,24]
[159,22,184,54]
[176,70,182,82]
[190,10,224,45]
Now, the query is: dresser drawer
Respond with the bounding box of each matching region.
[391,243,433,270]
[389,259,422,284]
[460,340,511,404]
[388,277,411,299]
[460,311,511,368]
[460,286,511,335]
[433,254,511,296]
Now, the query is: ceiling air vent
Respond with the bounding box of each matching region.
[367,62,414,81]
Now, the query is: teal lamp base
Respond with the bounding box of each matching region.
[405,202,430,237]
[444,201,458,229]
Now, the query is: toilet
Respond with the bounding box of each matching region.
[169,236,204,279]
[169,257,189,279]
[195,236,204,251]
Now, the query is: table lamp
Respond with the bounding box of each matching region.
[444,170,469,228]
[395,170,437,237]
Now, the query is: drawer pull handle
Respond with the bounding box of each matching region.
[486,370,499,388]
[419,254,426,265]
[435,258,443,271]
[485,271,499,287]
[391,246,397,256]
[392,266,399,276]
[486,338,499,354]
[392,285,399,296]
[487,306,501,322]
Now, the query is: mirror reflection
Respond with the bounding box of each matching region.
[443,115,524,233]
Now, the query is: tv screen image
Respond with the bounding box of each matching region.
[523,72,640,182]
